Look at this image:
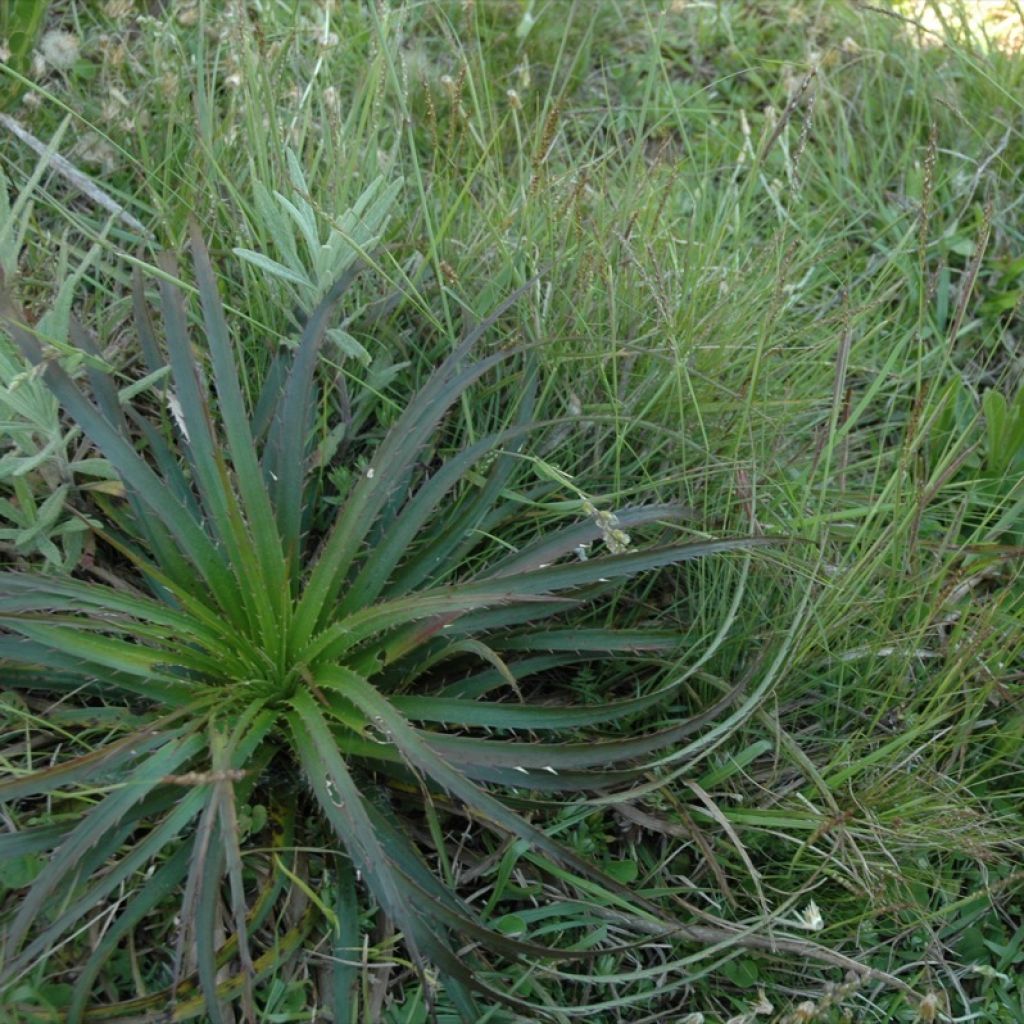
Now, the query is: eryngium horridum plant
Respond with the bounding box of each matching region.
[0,228,765,1022]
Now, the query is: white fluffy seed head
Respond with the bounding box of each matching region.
[39,30,80,70]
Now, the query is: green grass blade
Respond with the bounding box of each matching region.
[491,628,684,653]
[194,827,227,1024]
[0,573,229,648]
[328,857,360,1024]
[487,502,693,578]
[291,282,536,650]
[421,680,742,773]
[478,537,777,594]
[0,619,200,700]
[382,369,542,597]
[0,713,190,801]
[332,539,771,674]
[318,667,674,922]
[7,790,208,983]
[288,690,429,972]
[296,590,558,669]
[0,823,73,859]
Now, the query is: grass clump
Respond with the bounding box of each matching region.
[1,0,1022,1021]
[0,221,766,1021]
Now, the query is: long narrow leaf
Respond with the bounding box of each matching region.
[0,712,190,802]
[0,291,241,618]
[156,254,277,646]
[339,419,544,614]
[293,350,520,649]
[189,223,288,611]
[292,281,536,649]
[3,730,204,961]
[66,843,193,1024]
[289,692,430,975]
[264,263,362,556]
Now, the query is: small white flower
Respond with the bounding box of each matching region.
[516,57,531,90]
[751,988,773,1015]
[366,467,375,479]
[39,30,80,70]
[792,899,824,931]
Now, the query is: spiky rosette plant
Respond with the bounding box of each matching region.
[0,228,765,1022]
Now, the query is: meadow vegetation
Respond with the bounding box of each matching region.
[0,2,1022,1022]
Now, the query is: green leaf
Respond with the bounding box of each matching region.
[317,667,676,922]
[7,787,208,983]
[0,713,189,802]
[2,730,204,963]
[1,287,240,618]
[604,861,639,884]
[189,223,289,611]
[155,252,275,642]
[232,249,311,288]
[0,854,43,890]
[288,692,431,973]
[291,280,537,649]
[415,677,743,775]
[264,262,362,560]
[66,843,192,1024]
